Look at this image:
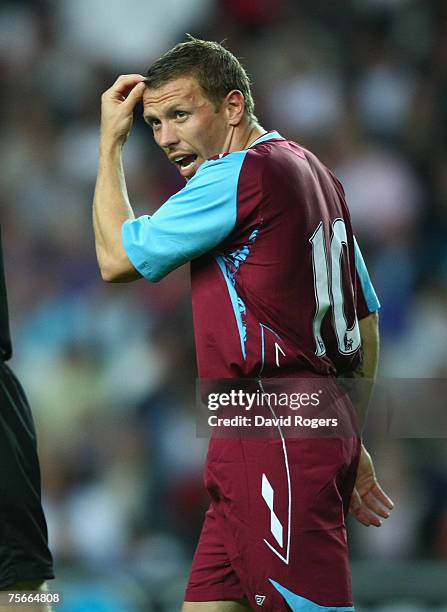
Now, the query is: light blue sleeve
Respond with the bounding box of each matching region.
[122,151,249,282]
[354,236,381,312]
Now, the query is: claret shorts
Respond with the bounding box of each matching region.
[186,379,360,611]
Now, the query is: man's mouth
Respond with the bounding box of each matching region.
[173,154,198,172]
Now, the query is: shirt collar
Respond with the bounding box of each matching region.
[249,130,283,148]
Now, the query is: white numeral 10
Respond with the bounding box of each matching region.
[310,219,360,356]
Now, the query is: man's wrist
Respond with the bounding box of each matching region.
[99,135,125,156]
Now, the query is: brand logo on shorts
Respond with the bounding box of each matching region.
[255,594,266,606]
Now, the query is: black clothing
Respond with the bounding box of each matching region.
[0,227,54,587]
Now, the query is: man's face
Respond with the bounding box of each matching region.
[142,75,231,180]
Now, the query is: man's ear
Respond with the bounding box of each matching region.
[225,90,245,126]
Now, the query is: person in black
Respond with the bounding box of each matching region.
[0,227,54,596]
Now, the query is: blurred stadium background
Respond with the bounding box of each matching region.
[2,0,447,610]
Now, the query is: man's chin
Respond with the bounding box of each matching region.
[184,169,196,182]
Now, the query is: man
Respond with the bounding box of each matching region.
[0,227,54,610]
[93,37,394,611]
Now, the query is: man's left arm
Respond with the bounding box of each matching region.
[349,240,395,527]
[349,237,381,428]
[93,74,146,282]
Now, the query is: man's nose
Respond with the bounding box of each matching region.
[157,122,179,149]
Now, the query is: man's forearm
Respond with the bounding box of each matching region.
[93,140,136,281]
[356,311,379,380]
[352,311,380,430]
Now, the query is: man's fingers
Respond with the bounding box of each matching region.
[349,488,362,513]
[103,74,146,102]
[357,479,395,511]
[123,81,146,109]
[372,483,395,510]
[350,487,386,527]
[349,489,373,525]
[350,502,382,527]
[350,500,381,526]
[112,74,146,94]
[362,491,391,519]
[361,509,382,527]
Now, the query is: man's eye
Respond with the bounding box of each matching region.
[175,111,187,120]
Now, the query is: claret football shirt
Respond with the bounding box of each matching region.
[123,132,379,379]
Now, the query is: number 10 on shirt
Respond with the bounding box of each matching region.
[310,219,361,357]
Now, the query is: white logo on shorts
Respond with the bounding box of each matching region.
[262,474,284,547]
[255,594,266,606]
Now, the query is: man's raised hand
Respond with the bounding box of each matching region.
[100,74,146,145]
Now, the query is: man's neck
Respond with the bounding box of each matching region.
[241,123,267,149]
[226,123,267,154]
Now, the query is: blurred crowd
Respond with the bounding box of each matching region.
[2,0,447,608]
